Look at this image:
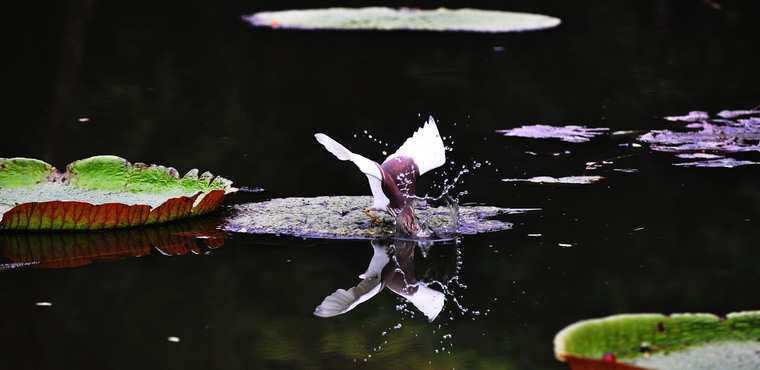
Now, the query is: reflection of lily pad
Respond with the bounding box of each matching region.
[502,175,605,184]
[244,7,560,33]
[0,156,237,231]
[554,311,760,369]
[0,216,227,269]
[224,196,533,239]
[496,125,609,143]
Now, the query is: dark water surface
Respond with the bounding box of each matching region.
[4,1,760,368]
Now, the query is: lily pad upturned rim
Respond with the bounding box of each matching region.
[554,310,760,366]
[0,155,236,231]
[244,7,561,33]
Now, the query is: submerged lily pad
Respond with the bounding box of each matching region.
[223,196,533,239]
[496,125,609,143]
[0,156,237,231]
[554,311,760,369]
[244,7,560,33]
[502,175,605,184]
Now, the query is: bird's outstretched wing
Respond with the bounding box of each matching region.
[385,116,446,175]
[397,283,445,322]
[315,133,390,210]
[313,277,383,318]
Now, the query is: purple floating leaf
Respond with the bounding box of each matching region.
[663,111,709,122]
[674,158,759,168]
[716,110,760,119]
[675,153,724,159]
[638,116,760,153]
[502,175,605,184]
[497,125,609,143]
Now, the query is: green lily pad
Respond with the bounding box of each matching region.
[244,7,560,33]
[554,311,760,369]
[0,156,237,231]
[223,196,534,239]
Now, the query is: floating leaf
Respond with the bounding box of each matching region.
[497,125,609,143]
[0,156,238,231]
[502,175,605,184]
[223,196,536,239]
[663,111,710,122]
[244,7,560,33]
[716,109,760,119]
[0,216,226,269]
[638,114,760,153]
[554,311,760,369]
[674,158,759,168]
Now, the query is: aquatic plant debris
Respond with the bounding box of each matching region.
[0,156,237,231]
[639,110,760,152]
[554,310,760,369]
[244,7,560,33]
[502,176,605,184]
[496,125,609,143]
[224,196,536,239]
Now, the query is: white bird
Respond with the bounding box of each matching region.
[314,116,446,233]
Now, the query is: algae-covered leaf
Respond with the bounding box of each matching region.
[244,7,560,33]
[497,125,609,143]
[0,155,238,231]
[554,311,760,369]
[223,196,534,239]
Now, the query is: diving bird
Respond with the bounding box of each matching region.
[314,116,446,233]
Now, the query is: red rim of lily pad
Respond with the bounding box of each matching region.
[0,156,237,231]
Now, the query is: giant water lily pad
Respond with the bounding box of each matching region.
[224,196,534,239]
[244,7,560,33]
[0,156,237,231]
[554,311,760,369]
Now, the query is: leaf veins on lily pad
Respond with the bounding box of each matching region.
[502,175,605,184]
[244,7,560,33]
[496,125,609,143]
[0,156,238,231]
[223,196,536,239]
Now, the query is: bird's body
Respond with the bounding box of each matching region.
[315,116,446,233]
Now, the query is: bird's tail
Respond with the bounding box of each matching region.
[315,133,352,161]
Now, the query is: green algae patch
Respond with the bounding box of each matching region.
[0,156,237,231]
[244,8,560,33]
[554,311,760,368]
[224,195,532,239]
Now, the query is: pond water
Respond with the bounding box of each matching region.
[4,1,760,368]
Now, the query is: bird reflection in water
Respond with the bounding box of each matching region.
[314,239,458,322]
